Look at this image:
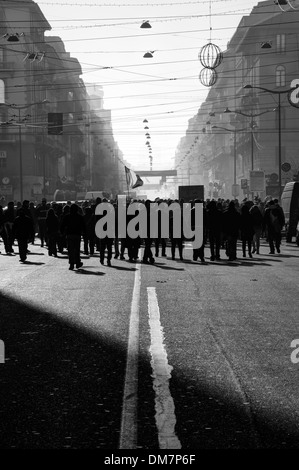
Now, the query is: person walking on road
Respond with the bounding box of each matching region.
[0,205,10,255]
[206,200,222,261]
[250,202,263,254]
[46,208,60,257]
[169,200,184,261]
[58,204,70,253]
[240,204,255,258]
[222,200,241,261]
[29,201,38,245]
[36,198,48,247]
[113,202,120,259]
[60,203,86,270]
[12,209,35,262]
[142,200,155,264]
[191,199,206,263]
[95,198,114,266]
[153,198,167,257]
[3,201,16,254]
[83,206,96,256]
[263,200,285,254]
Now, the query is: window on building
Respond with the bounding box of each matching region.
[276,65,286,87]
[0,150,7,168]
[276,34,286,53]
[0,80,5,103]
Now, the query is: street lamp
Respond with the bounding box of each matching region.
[243,84,294,199]
[212,125,248,198]
[1,99,49,201]
[224,106,276,171]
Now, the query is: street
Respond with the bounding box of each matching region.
[0,239,299,449]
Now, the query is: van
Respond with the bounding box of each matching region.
[84,191,105,201]
[53,189,76,202]
[281,181,299,242]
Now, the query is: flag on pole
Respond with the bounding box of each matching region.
[125,166,144,189]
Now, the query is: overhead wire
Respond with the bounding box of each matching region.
[1,0,298,169]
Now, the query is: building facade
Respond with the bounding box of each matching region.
[0,0,124,203]
[175,0,299,200]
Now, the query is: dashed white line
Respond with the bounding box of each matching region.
[147,287,181,449]
[119,262,141,449]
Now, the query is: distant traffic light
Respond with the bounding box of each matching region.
[48,113,63,135]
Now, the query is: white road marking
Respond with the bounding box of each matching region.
[119,262,141,449]
[147,287,181,449]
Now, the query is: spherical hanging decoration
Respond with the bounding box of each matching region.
[199,67,217,87]
[198,42,223,69]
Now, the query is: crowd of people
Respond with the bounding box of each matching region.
[0,195,286,269]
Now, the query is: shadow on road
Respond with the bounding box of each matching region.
[109,265,137,271]
[26,252,45,256]
[0,291,298,449]
[153,262,185,271]
[73,269,105,276]
[20,261,45,266]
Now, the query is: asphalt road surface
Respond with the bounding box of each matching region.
[0,238,298,450]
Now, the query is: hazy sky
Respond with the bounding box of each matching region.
[36,0,262,171]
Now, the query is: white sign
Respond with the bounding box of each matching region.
[249,170,265,192]
[0,185,12,194]
[232,184,240,197]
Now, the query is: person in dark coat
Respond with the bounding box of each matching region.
[0,205,8,254]
[3,201,16,253]
[169,200,184,261]
[240,204,255,257]
[222,200,241,261]
[119,202,129,260]
[17,200,35,253]
[35,198,48,247]
[83,206,96,256]
[153,199,167,257]
[191,199,206,263]
[46,208,59,257]
[29,201,38,244]
[113,202,120,259]
[249,203,263,254]
[142,199,155,264]
[93,198,102,252]
[206,200,222,261]
[95,198,115,266]
[13,209,35,262]
[263,200,285,254]
[60,203,86,270]
[58,204,70,253]
[127,202,141,262]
